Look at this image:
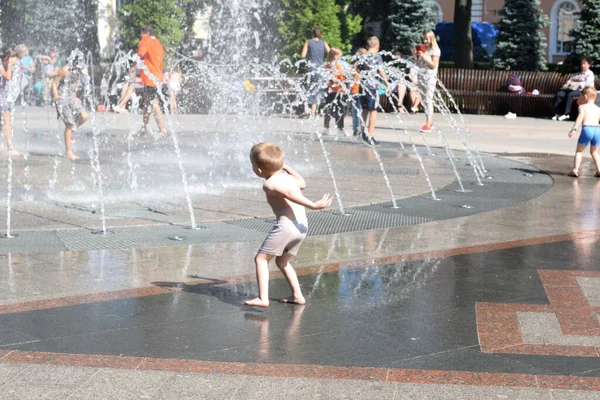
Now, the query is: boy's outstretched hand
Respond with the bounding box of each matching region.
[314,193,334,210]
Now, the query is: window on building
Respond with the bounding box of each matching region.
[555,1,577,54]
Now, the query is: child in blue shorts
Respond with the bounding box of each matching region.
[568,87,600,177]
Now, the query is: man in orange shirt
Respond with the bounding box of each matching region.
[137,25,166,135]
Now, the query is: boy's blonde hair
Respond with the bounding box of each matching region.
[583,86,597,98]
[356,48,367,56]
[366,36,380,50]
[328,47,342,62]
[250,142,284,173]
[423,31,439,51]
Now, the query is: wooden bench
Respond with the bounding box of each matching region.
[381,69,571,118]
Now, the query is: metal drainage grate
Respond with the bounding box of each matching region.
[335,167,419,177]
[56,222,266,251]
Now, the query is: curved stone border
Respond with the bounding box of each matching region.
[0,146,552,254]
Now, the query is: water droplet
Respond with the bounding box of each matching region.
[461,205,473,209]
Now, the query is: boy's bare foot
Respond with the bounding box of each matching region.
[65,151,80,161]
[244,297,270,308]
[280,295,306,305]
[8,149,21,157]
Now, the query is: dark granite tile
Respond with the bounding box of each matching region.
[101,291,241,323]
[390,345,555,375]
[0,326,39,347]
[496,353,600,377]
[0,301,151,340]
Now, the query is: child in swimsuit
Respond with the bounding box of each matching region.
[0,48,19,155]
[245,143,333,308]
[568,87,600,177]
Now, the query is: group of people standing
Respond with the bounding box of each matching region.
[301,29,441,145]
[0,45,60,157]
[0,25,172,160]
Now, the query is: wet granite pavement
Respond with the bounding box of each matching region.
[0,110,598,398]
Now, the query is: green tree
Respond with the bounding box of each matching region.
[277,0,345,59]
[569,0,600,65]
[335,0,363,53]
[119,0,185,51]
[0,0,98,57]
[388,0,437,54]
[351,0,392,50]
[177,0,207,51]
[491,0,549,71]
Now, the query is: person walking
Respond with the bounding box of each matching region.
[137,25,167,135]
[301,28,330,118]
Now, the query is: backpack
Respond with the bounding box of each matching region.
[507,74,525,94]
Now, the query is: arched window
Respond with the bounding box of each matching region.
[431,1,443,24]
[550,0,580,59]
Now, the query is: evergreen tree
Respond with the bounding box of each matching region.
[388,0,437,55]
[277,0,345,60]
[570,0,600,65]
[119,0,185,52]
[491,0,549,71]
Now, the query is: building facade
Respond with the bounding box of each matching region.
[435,0,581,63]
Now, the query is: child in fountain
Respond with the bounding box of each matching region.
[52,55,89,160]
[245,143,333,307]
[324,48,349,136]
[567,87,600,178]
[0,48,19,156]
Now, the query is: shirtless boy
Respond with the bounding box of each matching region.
[245,143,333,308]
[568,87,600,178]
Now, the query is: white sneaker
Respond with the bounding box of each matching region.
[113,105,128,114]
[552,114,559,121]
[558,114,570,121]
[338,128,351,137]
[504,112,517,119]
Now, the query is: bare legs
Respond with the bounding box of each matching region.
[276,253,306,305]
[116,84,135,110]
[592,146,600,175]
[245,252,306,308]
[361,109,378,137]
[143,98,166,134]
[169,92,178,115]
[2,110,19,156]
[245,252,274,307]
[571,144,600,176]
[410,81,421,111]
[397,84,407,113]
[571,143,586,175]
[64,111,88,160]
